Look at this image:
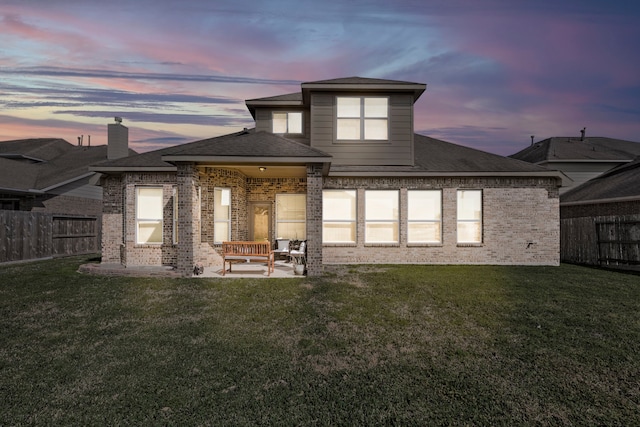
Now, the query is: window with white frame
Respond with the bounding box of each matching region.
[457,190,482,243]
[337,97,388,140]
[365,190,399,243]
[136,187,163,244]
[173,187,178,244]
[273,112,303,134]
[322,190,356,243]
[276,194,306,239]
[408,190,442,243]
[214,187,231,243]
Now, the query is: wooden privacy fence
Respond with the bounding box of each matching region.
[561,214,640,269]
[0,211,99,263]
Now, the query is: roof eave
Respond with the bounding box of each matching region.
[328,170,566,181]
[0,186,45,195]
[301,83,426,103]
[162,155,332,164]
[561,195,640,206]
[245,99,304,118]
[544,159,633,163]
[39,171,96,192]
[89,166,178,173]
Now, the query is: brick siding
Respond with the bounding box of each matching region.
[561,200,640,218]
[101,169,560,274]
[321,176,560,266]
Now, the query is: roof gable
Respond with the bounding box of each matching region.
[561,156,640,203]
[301,76,426,103]
[166,129,330,158]
[92,129,332,172]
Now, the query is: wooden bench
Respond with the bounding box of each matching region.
[221,241,274,276]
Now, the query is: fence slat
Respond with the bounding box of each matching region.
[0,211,98,263]
[562,214,640,269]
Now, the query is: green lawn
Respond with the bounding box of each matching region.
[1,257,639,425]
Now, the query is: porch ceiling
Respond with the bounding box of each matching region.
[199,164,307,178]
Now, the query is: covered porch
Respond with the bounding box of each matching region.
[166,131,331,277]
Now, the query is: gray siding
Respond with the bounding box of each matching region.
[254,108,310,145]
[310,93,414,166]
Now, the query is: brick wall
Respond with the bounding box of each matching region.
[103,168,560,271]
[306,164,323,276]
[119,172,178,267]
[200,168,248,243]
[246,176,307,242]
[101,175,124,263]
[561,200,640,218]
[321,176,560,266]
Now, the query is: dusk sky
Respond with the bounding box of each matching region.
[2,0,639,155]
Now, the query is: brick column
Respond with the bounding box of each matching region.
[101,175,123,264]
[306,163,323,276]
[177,163,200,277]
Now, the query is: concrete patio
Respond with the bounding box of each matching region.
[79,259,304,278]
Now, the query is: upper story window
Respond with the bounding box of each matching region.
[273,112,303,134]
[337,97,388,141]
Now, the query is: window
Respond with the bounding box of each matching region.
[173,187,178,244]
[136,187,163,244]
[323,190,356,243]
[365,190,399,243]
[408,190,442,243]
[276,194,306,239]
[457,190,482,243]
[337,97,388,140]
[273,112,302,134]
[214,187,231,243]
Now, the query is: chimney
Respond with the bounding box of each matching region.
[108,117,129,160]
[580,127,586,141]
[530,135,535,146]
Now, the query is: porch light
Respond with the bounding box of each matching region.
[259,167,267,172]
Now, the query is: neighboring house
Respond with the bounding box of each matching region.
[91,77,565,277]
[0,138,106,215]
[510,134,640,193]
[0,120,133,215]
[560,157,640,269]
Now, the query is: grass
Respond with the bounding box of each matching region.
[1,257,639,425]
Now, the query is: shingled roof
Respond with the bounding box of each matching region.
[329,134,564,178]
[0,138,122,193]
[510,136,640,163]
[561,156,640,203]
[91,129,331,172]
[302,76,423,86]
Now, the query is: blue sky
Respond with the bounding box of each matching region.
[1,0,639,155]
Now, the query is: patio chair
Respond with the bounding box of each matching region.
[273,238,290,261]
[288,240,306,264]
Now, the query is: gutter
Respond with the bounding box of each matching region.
[89,166,178,173]
[561,195,640,206]
[40,172,96,192]
[328,170,567,179]
[0,186,45,195]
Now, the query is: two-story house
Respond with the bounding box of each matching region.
[91,77,564,277]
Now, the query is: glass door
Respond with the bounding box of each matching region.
[249,202,271,242]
